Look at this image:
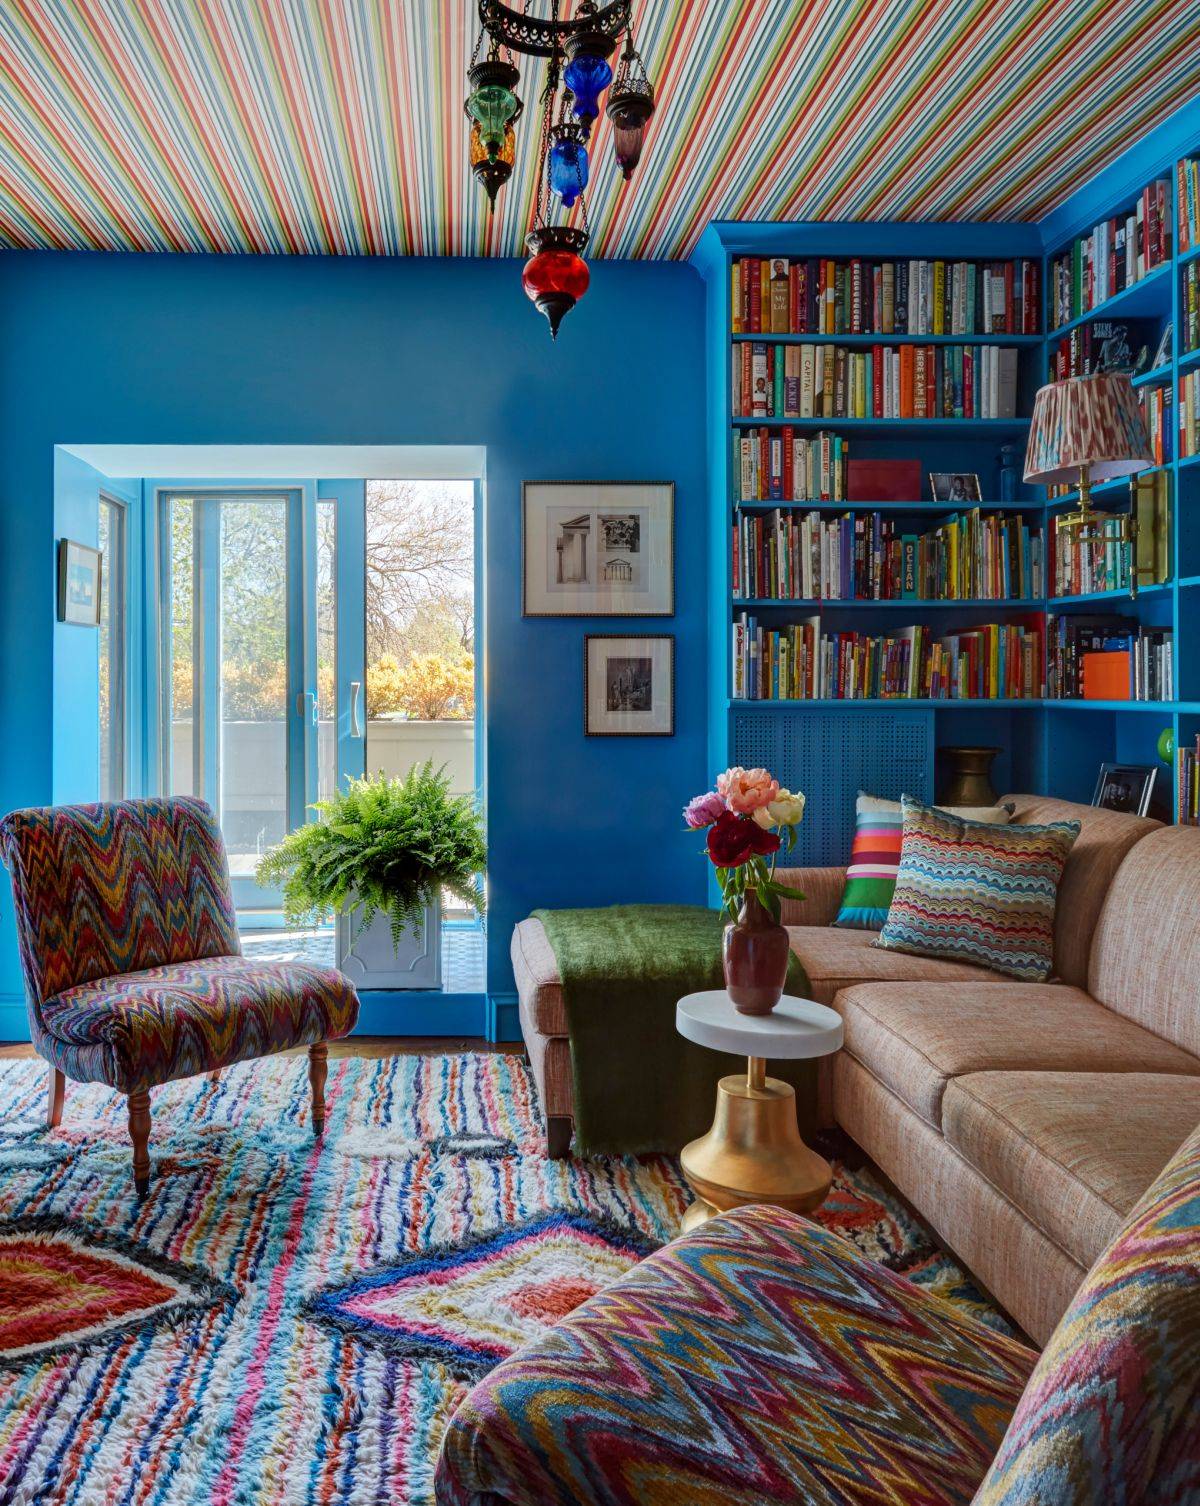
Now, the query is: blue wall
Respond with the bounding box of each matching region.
[0,251,708,1032]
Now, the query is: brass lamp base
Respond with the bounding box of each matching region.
[679,1061,833,1231]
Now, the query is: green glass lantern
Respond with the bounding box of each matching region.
[466,58,521,162]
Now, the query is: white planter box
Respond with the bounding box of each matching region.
[335,901,442,991]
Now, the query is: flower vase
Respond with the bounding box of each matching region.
[723,889,790,1016]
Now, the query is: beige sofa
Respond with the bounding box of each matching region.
[514,794,1200,1342]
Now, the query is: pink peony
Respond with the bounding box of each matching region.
[683,790,726,829]
[717,766,779,815]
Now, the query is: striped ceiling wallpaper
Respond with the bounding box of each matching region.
[1,1,1199,260]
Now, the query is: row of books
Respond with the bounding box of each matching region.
[1184,260,1200,353]
[1181,369,1200,458]
[733,342,1021,420]
[1178,156,1200,256]
[1047,472,1171,598]
[1049,179,1171,330]
[1140,384,1173,466]
[1047,614,1174,702]
[730,257,1040,337]
[1177,735,1200,825]
[731,616,1044,702]
[735,428,847,502]
[730,508,1044,603]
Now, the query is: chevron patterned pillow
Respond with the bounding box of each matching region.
[872,797,1079,981]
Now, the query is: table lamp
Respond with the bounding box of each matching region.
[1023,371,1155,597]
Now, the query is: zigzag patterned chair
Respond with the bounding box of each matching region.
[0,797,359,1198]
[435,1118,1200,1505]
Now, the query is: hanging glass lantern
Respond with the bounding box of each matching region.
[606,31,655,182]
[469,121,516,209]
[522,226,590,339]
[562,50,612,129]
[548,123,589,209]
[465,57,522,162]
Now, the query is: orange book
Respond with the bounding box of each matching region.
[899,345,915,418]
[1081,649,1131,701]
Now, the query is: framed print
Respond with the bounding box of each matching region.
[523,481,673,616]
[57,538,102,626]
[929,472,982,504]
[1092,763,1156,817]
[584,635,674,736]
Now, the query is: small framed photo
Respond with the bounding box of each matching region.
[584,635,674,736]
[1092,763,1156,817]
[929,472,982,504]
[57,538,102,626]
[523,481,674,617]
[1151,322,1174,371]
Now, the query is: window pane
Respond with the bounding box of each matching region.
[98,499,124,801]
[219,498,288,879]
[317,500,337,803]
[166,496,196,796]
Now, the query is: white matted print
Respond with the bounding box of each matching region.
[523,481,673,616]
[584,635,674,736]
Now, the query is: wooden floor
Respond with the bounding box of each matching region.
[0,1037,521,1061]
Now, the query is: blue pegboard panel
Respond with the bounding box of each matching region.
[730,708,934,865]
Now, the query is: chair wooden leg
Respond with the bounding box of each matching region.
[308,1042,328,1137]
[46,1066,65,1129]
[209,1068,222,1083]
[546,1116,573,1160]
[128,1088,152,1200]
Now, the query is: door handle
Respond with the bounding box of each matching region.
[296,691,318,726]
[349,681,363,738]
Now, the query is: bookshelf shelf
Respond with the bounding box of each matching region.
[1180,347,1200,373]
[1048,262,1172,338]
[1045,465,1170,510]
[729,332,1043,347]
[727,697,1186,712]
[731,498,1041,513]
[1133,363,1173,387]
[734,597,1044,610]
[1050,583,1173,604]
[730,416,1031,433]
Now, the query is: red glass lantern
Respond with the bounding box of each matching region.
[522,226,590,338]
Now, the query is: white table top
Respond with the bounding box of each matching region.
[676,991,844,1060]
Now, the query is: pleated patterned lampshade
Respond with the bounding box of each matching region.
[1023,371,1153,485]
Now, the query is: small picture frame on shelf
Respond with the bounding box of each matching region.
[584,634,674,736]
[1091,763,1156,817]
[929,472,982,504]
[56,538,102,626]
[523,481,674,617]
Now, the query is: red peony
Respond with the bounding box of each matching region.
[706,811,781,868]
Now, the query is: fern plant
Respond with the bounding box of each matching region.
[255,763,486,946]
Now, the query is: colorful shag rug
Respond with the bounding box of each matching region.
[0,1054,1008,1503]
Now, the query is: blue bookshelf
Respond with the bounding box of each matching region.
[691,102,1200,856]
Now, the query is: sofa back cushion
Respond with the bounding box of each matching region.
[1000,794,1160,987]
[1088,824,1200,1055]
[0,797,240,1012]
[973,1117,1200,1505]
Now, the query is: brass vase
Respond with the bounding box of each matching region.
[723,889,789,1015]
[938,746,1001,807]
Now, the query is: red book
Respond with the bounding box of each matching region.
[782,427,793,501]
[788,263,800,333]
[1004,263,1014,332]
[748,258,762,332]
[872,343,884,418]
[924,345,936,417]
[850,258,863,334]
[740,344,751,415]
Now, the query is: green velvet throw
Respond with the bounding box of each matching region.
[531,904,814,1157]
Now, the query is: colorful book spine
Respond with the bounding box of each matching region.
[1049,177,1171,331]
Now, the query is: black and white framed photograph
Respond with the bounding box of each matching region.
[1092,763,1156,817]
[56,538,102,626]
[523,481,673,616]
[584,635,674,736]
[929,472,982,504]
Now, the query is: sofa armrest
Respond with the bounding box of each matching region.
[772,866,847,927]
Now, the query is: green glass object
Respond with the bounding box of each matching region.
[1158,727,1175,765]
[468,82,518,158]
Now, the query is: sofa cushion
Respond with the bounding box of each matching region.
[511,917,567,1035]
[435,1204,1036,1506]
[835,982,1200,1130]
[1088,823,1200,1057]
[1000,792,1160,988]
[974,1119,1200,1506]
[788,926,1002,1007]
[942,1071,1200,1269]
[874,798,1081,982]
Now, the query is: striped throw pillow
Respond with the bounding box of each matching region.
[873,797,1080,981]
[833,793,1015,930]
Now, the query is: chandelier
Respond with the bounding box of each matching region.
[465,0,655,337]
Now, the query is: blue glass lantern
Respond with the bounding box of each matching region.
[563,52,612,128]
[548,126,589,209]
